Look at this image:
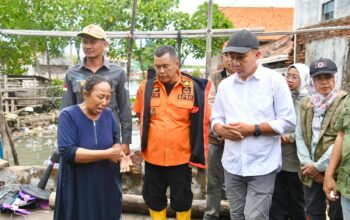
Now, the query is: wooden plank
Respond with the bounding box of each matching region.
[10,100,15,112]
[4,101,9,113]
[0,85,61,92]
[3,97,61,100]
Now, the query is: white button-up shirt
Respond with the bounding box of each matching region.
[211,64,296,176]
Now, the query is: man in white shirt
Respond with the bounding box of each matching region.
[204,41,235,220]
[211,29,296,220]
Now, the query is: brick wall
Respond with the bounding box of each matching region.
[287,16,350,64]
[286,16,350,91]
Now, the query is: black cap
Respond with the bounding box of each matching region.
[309,58,337,78]
[223,29,259,53]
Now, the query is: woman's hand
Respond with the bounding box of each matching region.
[301,163,319,177]
[108,144,123,163]
[120,153,133,173]
[281,134,292,144]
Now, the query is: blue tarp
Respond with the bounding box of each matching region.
[0,138,3,159]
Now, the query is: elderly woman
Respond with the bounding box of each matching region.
[296,58,346,220]
[54,75,130,220]
[270,63,309,220]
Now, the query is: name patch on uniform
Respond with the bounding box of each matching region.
[152,87,160,98]
[177,94,194,100]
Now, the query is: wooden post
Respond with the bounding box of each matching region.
[0,80,19,165]
[10,100,15,112]
[5,122,19,165]
[4,75,8,113]
[177,30,182,65]
[205,0,213,79]
[126,0,138,88]
[0,89,8,161]
[45,40,55,104]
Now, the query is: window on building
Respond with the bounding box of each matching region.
[322,0,335,21]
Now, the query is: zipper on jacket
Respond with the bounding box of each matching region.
[93,121,98,147]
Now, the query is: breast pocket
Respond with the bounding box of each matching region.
[254,94,274,118]
[342,108,350,129]
[171,101,193,122]
[150,97,160,118]
[72,80,82,93]
[72,80,84,103]
[108,86,116,109]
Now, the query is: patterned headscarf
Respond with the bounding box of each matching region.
[310,74,338,117]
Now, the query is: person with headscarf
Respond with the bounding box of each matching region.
[296,58,346,220]
[270,63,310,220]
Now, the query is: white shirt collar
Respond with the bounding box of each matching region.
[233,63,263,83]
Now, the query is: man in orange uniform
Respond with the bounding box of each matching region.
[134,45,209,220]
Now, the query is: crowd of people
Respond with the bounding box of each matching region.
[53,24,350,220]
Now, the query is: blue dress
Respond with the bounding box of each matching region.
[54,105,121,220]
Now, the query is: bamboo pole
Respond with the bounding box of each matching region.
[2,26,350,39]
[205,0,213,79]
[126,0,138,89]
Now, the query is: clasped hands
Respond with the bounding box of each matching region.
[301,163,324,183]
[215,122,254,141]
[109,144,133,173]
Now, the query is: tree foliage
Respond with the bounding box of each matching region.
[0,0,233,75]
[189,2,233,59]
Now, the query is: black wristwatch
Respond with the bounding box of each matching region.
[253,124,261,137]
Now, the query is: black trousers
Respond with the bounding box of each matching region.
[304,181,343,220]
[269,170,306,220]
[142,162,193,212]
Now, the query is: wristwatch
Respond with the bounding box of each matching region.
[253,124,261,137]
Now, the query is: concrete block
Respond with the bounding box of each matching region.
[0,159,9,169]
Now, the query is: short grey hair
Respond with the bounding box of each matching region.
[154,45,178,60]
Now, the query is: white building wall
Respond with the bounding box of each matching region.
[295,0,350,29]
[304,37,349,88]
[336,0,350,18]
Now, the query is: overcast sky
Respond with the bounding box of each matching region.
[179,0,295,14]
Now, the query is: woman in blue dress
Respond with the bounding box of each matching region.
[54,75,126,220]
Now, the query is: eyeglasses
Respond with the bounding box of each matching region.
[285,75,300,81]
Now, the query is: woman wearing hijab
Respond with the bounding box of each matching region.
[54,75,132,220]
[270,63,309,220]
[296,58,346,220]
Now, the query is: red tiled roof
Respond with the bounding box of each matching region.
[219,7,294,41]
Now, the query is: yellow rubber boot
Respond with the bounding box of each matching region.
[176,209,191,220]
[149,208,166,220]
